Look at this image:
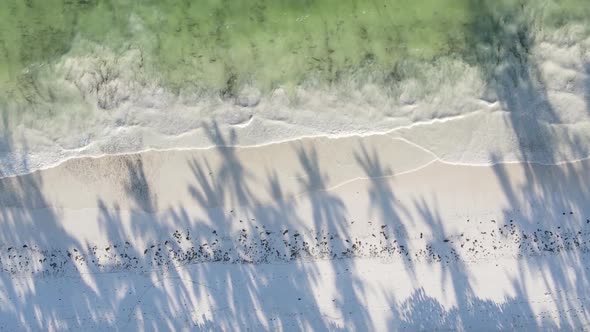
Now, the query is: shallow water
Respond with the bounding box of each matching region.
[1,0,590,176]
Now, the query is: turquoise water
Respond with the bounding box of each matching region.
[2,0,588,95]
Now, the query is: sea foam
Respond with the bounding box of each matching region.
[1,26,590,178]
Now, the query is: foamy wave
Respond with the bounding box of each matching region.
[1,26,590,178]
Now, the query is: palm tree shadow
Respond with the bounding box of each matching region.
[177,133,340,329]
[585,62,590,116]
[295,144,374,330]
[465,1,566,162]
[125,158,157,213]
[395,197,539,330]
[0,112,101,330]
[491,153,590,329]
[202,121,253,207]
[296,145,347,235]
[467,3,590,327]
[353,142,414,275]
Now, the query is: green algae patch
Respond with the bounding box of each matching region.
[1,0,589,97]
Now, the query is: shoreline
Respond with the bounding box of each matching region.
[4,127,590,180]
[2,21,590,179]
[1,129,590,329]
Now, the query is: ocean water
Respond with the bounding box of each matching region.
[1,0,590,176]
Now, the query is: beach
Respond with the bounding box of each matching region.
[1,132,590,329]
[2,0,590,330]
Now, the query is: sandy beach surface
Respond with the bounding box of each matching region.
[1,131,589,330]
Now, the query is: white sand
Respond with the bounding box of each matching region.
[1,132,589,330]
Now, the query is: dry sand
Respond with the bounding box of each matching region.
[1,132,590,330]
